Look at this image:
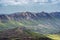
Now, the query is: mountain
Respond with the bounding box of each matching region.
[50,12,60,18]
[0,12,60,34]
[0,12,52,21]
[0,12,60,21]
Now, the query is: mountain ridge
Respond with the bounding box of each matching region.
[0,12,60,21]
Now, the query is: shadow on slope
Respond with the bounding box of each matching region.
[0,27,52,40]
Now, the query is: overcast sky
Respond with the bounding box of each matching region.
[0,0,60,14]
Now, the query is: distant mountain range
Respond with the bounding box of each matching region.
[0,12,60,21]
[0,12,60,20]
[0,12,60,34]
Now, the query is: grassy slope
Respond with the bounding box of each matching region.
[0,20,60,40]
[24,29,60,40]
[0,19,38,30]
[46,34,60,40]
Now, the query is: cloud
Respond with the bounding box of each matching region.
[0,0,29,6]
[51,0,60,4]
[0,0,60,6]
[34,0,60,5]
[34,0,48,3]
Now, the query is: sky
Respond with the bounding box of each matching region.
[0,0,60,14]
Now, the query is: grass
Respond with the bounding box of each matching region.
[46,34,60,40]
